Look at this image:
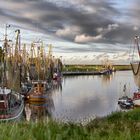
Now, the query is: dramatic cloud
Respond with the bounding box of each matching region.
[74,23,119,43]
[0,0,139,63]
[56,26,80,41]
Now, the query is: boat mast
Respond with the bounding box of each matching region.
[15,29,22,89]
[2,24,10,87]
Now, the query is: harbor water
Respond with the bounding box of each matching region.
[24,71,137,123]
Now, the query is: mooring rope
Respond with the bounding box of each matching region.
[130,62,140,75]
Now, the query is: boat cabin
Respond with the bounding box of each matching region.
[0,88,11,109]
[32,81,46,94]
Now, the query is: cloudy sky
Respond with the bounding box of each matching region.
[0,0,139,64]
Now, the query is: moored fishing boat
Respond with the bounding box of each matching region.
[24,43,59,101]
[26,80,49,102]
[53,72,62,80]
[0,88,24,121]
[118,96,134,109]
[100,69,112,75]
[0,25,24,121]
[52,57,63,80]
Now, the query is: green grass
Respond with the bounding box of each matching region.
[63,65,131,72]
[1,108,140,139]
[63,65,98,72]
[114,65,131,71]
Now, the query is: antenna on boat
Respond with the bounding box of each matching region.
[123,83,127,96]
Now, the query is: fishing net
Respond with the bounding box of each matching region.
[130,62,140,75]
[130,36,140,87]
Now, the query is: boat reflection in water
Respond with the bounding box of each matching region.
[101,72,115,85]
[24,92,54,122]
[52,79,62,92]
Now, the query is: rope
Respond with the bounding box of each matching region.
[130,62,140,75]
[130,36,140,76]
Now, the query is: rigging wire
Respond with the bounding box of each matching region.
[130,36,140,75]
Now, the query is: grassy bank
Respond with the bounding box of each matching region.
[1,108,140,140]
[63,65,131,72]
[114,65,131,71]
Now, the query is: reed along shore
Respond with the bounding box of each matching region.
[1,108,140,140]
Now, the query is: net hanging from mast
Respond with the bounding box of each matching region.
[130,36,140,76]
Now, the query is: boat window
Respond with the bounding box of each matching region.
[34,84,37,87]
[0,95,4,100]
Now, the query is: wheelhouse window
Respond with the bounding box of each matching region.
[34,84,37,87]
[0,95,4,100]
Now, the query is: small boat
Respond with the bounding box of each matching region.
[100,69,112,75]
[118,96,134,109]
[118,84,134,109]
[0,87,24,121]
[133,89,140,106]
[53,72,62,81]
[26,80,49,102]
[53,73,58,80]
[53,57,63,80]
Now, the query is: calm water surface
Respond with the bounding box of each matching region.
[25,71,138,123]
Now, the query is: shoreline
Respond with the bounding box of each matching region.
[1,108,140,139]
[62,71,102,76]
[62,65,131,76]
[62,69,131,76]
